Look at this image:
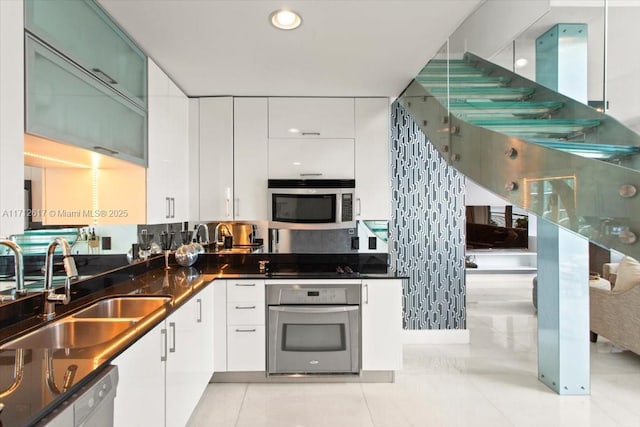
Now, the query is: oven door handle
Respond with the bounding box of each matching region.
[269,306,359,314]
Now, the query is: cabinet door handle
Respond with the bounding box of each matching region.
[300,173,323,177]
[234,283,256,287]
[235,328,256,333]
[91,68,118,85]
[93,145,118,156]
[225,187,231,218]
[357,198,362,217]
[364,283,369,304]
[301,132,321,136]
[169,322,176,353]
[197,298,202,323]
[170,197,176,218]
[235,305,256,310]
[165,197,171,219]
[160,328,167,362]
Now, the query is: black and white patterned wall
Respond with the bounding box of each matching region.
[390,101,466,330]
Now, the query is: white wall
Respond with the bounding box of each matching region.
[449,0,550,58]
[0,0,25,238]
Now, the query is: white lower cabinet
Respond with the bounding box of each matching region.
[113,320,165,427]
[226,280,265,372]
[227,325,266,371]
[213,279,266,372]
[361,279,403,371]
[113,284,214,427]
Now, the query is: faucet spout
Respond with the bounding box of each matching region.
[214,223,233,247]
[42,238,77,320]
[0,239,25,296]
[193,223,210,245]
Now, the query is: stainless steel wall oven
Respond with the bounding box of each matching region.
[267,282,361,375]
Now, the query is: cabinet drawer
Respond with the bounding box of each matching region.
[227,325,266,371]
[25,36,147,165]
[268,139,355,179]
[226,280,265,302]
[25,0,147,109]
[268,98,354,138]
[227,302,265,325]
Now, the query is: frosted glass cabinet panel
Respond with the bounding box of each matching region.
[25,36,147,166]
[25,0,147,109]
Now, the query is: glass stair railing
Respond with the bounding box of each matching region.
[398,52,640,260]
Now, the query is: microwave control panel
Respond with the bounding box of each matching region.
[342,193,353,221]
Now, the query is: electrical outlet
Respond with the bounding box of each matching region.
[348,228,355,235]
[368,237,377,250]
[351,237,360,250]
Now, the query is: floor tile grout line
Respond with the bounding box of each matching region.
[233,383,249,427]
[359,382,377,427]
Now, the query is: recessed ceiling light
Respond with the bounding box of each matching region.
[270,9,302,30]
[515,58,529,68]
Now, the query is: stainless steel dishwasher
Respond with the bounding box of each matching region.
[38,365,119,427]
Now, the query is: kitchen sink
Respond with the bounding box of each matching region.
[0,318,135,349]
[0,296,171,350]
[71,296,171,319]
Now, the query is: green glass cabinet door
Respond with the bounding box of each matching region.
[25,0,147,109]
[25,35,147,166]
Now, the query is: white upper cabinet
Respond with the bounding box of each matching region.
[147,58,189,224]
[234,98,268,221]
[355,98,391,220]
[268,139,355,179]
[268,98,355,139]
[199,97,234,221]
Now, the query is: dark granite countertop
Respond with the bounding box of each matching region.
[0,252,400,426]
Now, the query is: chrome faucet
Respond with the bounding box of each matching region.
[193,223,210,245]
[214,223,232,247]
[0,240,25,297]
[42,238,78,320]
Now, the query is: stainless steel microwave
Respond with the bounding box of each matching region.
[268,179,356,229]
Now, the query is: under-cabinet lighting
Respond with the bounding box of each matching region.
[270,9,302,30]
[24,152,91,168]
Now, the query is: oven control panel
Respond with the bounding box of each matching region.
[267,283,360,305]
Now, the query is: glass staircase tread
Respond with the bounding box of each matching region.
[469,118,600,138]
[428,86,535,101]
[422,62,479,72]
[418,68,489,78]
[417,76,511,88]
[449,101,564,118]
[531,140,640,160]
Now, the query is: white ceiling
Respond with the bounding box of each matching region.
[98,0,482,98]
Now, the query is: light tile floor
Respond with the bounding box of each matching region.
[187,274,640,427]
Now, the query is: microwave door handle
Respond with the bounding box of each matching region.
[269,306,359,314]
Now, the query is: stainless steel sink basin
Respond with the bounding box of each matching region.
[72,296,171,319]
[0,296,171,350]
[0,318,135,349]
